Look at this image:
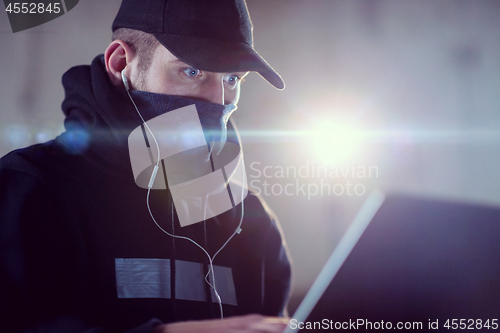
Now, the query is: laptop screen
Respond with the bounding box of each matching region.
[288,192,500,332]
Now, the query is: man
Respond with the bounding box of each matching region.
[0,0,291,332]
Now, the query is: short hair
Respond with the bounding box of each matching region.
[112,28,160,75]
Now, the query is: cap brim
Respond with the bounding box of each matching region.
[153,34,285,90]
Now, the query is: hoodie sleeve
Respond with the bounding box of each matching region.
[0,166,87,332]
[0,166,163,333]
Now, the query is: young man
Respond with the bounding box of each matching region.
[0,0,291,332]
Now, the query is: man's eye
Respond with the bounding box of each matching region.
[225,74,241,86]
[183,68,201,77]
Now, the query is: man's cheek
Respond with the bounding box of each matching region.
[224,87,240,105]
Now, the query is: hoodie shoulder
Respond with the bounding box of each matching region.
[0,140,81,185]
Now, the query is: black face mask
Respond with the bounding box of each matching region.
[127,91,247,227]
[127,90,237,152]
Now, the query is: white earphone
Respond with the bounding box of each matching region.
[121,68,228,318]
[121,67,246,319]
[121,69,130,91]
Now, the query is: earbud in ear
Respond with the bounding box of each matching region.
[121,69,130,91]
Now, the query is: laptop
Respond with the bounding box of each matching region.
[285,190,500,332]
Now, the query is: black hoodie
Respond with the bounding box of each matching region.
[0,56,291,333]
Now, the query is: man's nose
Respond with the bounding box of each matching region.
[199,76,224,105]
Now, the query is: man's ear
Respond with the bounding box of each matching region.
[104,39,135,87]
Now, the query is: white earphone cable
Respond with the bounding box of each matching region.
[123,71,246,319]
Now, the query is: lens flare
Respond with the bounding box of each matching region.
[309,121,365,165]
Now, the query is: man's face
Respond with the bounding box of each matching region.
[131,45,248,106]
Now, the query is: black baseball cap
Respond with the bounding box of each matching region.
[112,0,285,89]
